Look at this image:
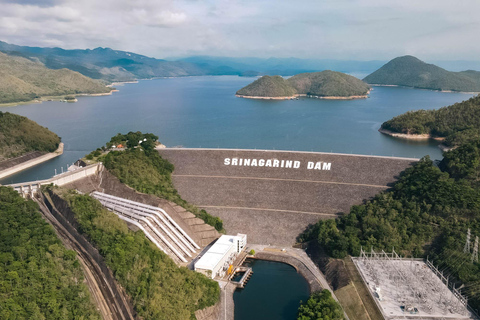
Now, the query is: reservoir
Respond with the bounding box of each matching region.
[234,259,310,320]
[0,76,474,184]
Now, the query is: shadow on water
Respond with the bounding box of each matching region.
[233,259,310,320]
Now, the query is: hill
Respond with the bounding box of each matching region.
[0,41,207,82]
[236,75,297,98]
[0,186,100,319]
[380,94,480,147]
[287,70,370,97]
[0,111,60,161]
[0,51,111,104]
[236,71,370,99]
[299,139,480,311]
[364,55,480,92]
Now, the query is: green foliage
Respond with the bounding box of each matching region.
[0,51,111,104]
[300,140,480,310]
[236,75,297,97]
[61,191,220,320]
[364,55,480,92]
[0,186,100,320]
[381,94,480,147]
[101,146,223,231]
[248,249,255,255]
[0,111,60,161]
[297,290,345,320]
[288,70,370,97]
[236,71,370,98]
[106,131,159,151]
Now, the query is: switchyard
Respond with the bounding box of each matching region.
[353,249,475,319]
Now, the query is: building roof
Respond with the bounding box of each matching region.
[195,235,238,271]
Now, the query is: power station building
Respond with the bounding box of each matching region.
[195,234,247,279]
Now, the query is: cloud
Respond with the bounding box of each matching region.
[0,0,478,60]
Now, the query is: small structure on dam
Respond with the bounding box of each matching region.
[195,233,247,279]
[157,148,417,246]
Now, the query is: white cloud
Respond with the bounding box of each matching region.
[0,0,478,60]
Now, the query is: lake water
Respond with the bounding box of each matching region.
[0,76,474,184]
[233,259,310,320]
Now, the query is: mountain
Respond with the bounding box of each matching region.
[0,51,111,104]
[364,56,480,92]
[0,41,207,82]
[236,71,370,98]
[381,94,480,147]
[0,111,60,161]
[288,71,370,97]
[236,75,297,97]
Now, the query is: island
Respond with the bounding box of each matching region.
[0,51,112,105]
[379,94,480,149]
[0,112,63,179]
[236,70,371,100]
[364,55,480,92]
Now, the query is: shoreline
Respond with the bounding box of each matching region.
[0,143,64,180]
[0,90,117,108]
[370,84,480,95]
[235,93,368,100]
[378,128,452,151]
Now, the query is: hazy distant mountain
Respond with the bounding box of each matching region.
[0,51,110,104]
[236,71,370,98]
[178,56,386,77]
[0,41,208,82]
[364,56,480,92]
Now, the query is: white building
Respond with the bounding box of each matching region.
[195,234,247,279]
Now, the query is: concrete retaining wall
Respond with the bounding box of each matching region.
[0,143,64,179]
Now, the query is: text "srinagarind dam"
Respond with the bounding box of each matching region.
[223,158,332,170]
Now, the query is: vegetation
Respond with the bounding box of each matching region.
[236,71,370,98]
[0,111,60,161]
[236,75,297,97]
[0,186,100,320]
[59,190,220,320]
[381,94,480,147]
[297,290,345,320]
[248,249,256,255]
[288,71,370,97]
[364,55,480,92]
[95,131,223,231]
[0,51,111,104]
[299,140,480,310]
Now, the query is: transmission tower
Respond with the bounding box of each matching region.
[464,228,471,253]
[472,236,478,263]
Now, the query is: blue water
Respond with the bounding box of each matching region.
[0,76,474,184]
[234,260,310,320]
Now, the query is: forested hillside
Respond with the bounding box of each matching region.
[236,75,297,97]
[364,55,480,92]
[381,94,480,147]
[58,188,220,320]
[0,51,111,104]
[0,186,100,319]
[299,140,480,310]
[0,111,60,161]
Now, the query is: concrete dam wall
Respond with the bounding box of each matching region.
[158,148,417,246]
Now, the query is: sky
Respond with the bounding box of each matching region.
[0,0,479,60]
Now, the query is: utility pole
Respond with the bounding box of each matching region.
[472,236,478,263]
[464,228,471,253]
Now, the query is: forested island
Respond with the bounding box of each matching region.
[0,51,112,105]
[380,94,480,148]
[364,55,480,92]
[0,112,60,161]
[236,71,370,99]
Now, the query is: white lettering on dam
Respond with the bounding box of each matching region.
[223,158,331,170]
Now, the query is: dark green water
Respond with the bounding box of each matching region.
[0,76,474,184]
[234,260,310,320]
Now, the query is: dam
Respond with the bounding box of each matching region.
[157,148,418,246]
